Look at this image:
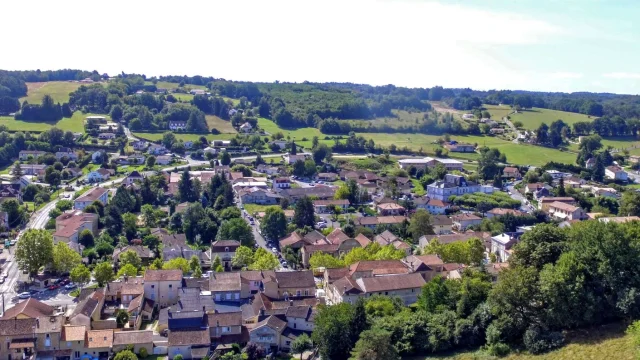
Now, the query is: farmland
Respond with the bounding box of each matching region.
[0,111,89,133]
[132,132,236,142]
[484,104,513,120]
[171,93,194,102]
[20,81,83,104]
[205,115,236,134]
[151,81,208,90]
[502,107,595,130]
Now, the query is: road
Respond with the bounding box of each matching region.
[506,182,535,213]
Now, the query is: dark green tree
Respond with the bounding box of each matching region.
[294,196,315,228]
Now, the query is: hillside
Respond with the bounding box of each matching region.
[19,81,83,104]
[505,107,595,131]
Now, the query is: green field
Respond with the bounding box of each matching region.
[172,93,194,102]
[0,111,91,133]
[151,81,207,90]
[20,81,83,104]
[484,104,513,120]
[132,132,236,142]
[206,115,237,133]
[420,323,635,360]
[503,107,595,131]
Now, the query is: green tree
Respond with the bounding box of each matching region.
[291,333,313,360]
[70,264,91,285]
[313,302,355,360]
[350,328,400,360]
[2,199,26,227]
[213,255,223,272]
[143,235,160,254]
[163,257,189,272]
[11,162,22,182]
[141,204,156,227]
[52,242,82,274]
[232,246,254,268]
[408,209,434,243]
[178,170,196,202]
[114,349,137,360]
[146,155,156,168]
[309,252,345,269]
[117,263,138,278]
[248,248,280,270]
[220,151,231,166]
[620,191,640,216]
[15,229,54,277]
[217,218,255,246]
[189,255,201,273]
[119,250,142,269]
[79,229,94,247]
[294,196,315,228]
[260,206,287,241]
[162,132,176,149]
[122,212,138,240]
[93,262,115,286]
[510,223,566,270]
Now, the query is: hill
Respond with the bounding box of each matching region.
[503,107,595,131]
[19,81,83,104]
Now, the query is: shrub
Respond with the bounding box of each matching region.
[138,347,148,358]
[486,342,510,357]
[523,326,564,354]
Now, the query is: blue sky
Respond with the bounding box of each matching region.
[1,0,639,94]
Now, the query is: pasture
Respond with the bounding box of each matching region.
[132,132,236,142]
[484,104,512,120]
[503,107,595,130]
[206,115,236,134]
[151,81,208,90]
[20,81,83,104]
[0,111,89,133]
[171,93,194,102]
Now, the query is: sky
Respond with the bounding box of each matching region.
[2,0,640,94]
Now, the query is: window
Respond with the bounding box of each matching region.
[294,323,297,329]
[286,341,291,346]
[222,327,230,333]
[225,247,229,252]
[151,285,155,289]
[304,290,309,296]
[226,293,231,300]
[296,290,301,296]
[45,334,51,347]
[169,284,172,288]
[67,342,71,348]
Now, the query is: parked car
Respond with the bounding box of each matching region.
[18,292,30,299]
[65,283,77,290]
[271,247,278,253]
[48,284,59,291]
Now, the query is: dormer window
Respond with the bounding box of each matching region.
[225,247,229,252]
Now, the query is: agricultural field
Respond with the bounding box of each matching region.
[484,104,513,120]
[206,115,236,134]
[503,107,595,131]
[0,111,89,133]
[420,323,635,360]
[20,81,83,104]
[132,132,236,142]
[172,93,194,102]
[149,81,208,90]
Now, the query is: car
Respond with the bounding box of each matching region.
[60,278,71,285]
[250,221,255,226]
[0,278,4,284]
[48,284,59,291]
[1,272,7,279]
[18,292,30,299]
[65,283,77,290]
[271,247,278,253]
[29,289,40,295]
[10,240,16,246]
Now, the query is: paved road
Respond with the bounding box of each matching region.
[506,182,535,213]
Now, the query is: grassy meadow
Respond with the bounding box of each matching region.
[151,81,208,90]
[504,107,595,131]
[172,93,194,102]
[20,81,83,104]
[484,104,513,120]
[132,132,236,142]
[206,115,236,133]
[0,111,90,133]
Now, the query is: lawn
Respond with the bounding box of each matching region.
[0,110,90,133]
[243,204,275,216]
[206,115,237,134]
[484,104,513,120]
[420,323,635,360]
[504,108,595,131]
[132,132,236,142]
[20,81,83,104]
[151,81,207,90]
[172,93,194,102]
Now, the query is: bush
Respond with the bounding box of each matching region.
[486,343,510,357]
[138,347,148,358]
[523,326,564,354]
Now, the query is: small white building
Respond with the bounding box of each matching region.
[605,165,628,181]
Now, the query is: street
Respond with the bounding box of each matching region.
[506,182,535,213]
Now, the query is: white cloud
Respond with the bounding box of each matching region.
[550,72,584,79]
[602,72,640,79]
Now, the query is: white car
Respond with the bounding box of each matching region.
[271,247,278,253]
[1,272,7,279]
[18,292,30,299]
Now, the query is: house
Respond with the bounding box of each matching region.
[427,174,493,201]
[168,328,210,360]
[169,121,187,131]
[190,89,206,95]
[419,231,491,250]
[53,211,99,244]
[55,147,77,161]
[156,155,173,165]
[208,312,247,346]
[486,208,526,219]
[273,177,291,189]
[279,230,326,250]
[69,289,105,327]
[183,141,194,149]
[282,153,311,165]
[20,164,46,176]
[491,233,518,262]
[98,132,116,140]
[397,157,464,171]
[313,199,349,213]
[545,170,571,180]
[124,170,144,186]
[256,164,281,176]
[431,215,453,234]
[0,298,54,319]
[605,165,628,181]
[354,216,407,229]
[280,186,336,202]
[209,272,248,302]
[444,142,476,152]
[239,122,253,133]
[248,316,287,352]
[148,144,167,155]
[403,255,444,281]
[585,158,596,169]
[327,273,426,305]
[451,213,482,230]
[547,201,586,221]
[490,128,505,134]
[268,140,287,150]
[263,271,316,300]
[86,168,112,182]
[144,270,183,307]
[598,216,640,224]
[91,151,105,164]
[374,230,411,256]
[300,229,364,267]
[74,187,109,210]
[538,196,576,211]
[112,245,153,264]
[630,155,640,164]
[113,330,153,355]
[376,202,405,216]
[203,147,218,156]
[211,240,241,269]
[18,150,46,161]
[65,167,83,178]
[131,140,148,151]
[311,173,336,183]
[0,184,22,204]
[502,167,521,179]
[238,188,281,205]
[414,198,450,214]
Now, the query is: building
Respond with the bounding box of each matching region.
[55,147,77,161]
[451,213,482,230]
[414,198,449,214]
[144,270,183,307]
[0,298,54,319]
[263,271,316,300]
[148,144,167,155]
[74,187,108,210]
[18,150,46,161]
[605,165,628,181]
[0,184,22,204]
[238,188,281,205]
[444,143,476,152]
[486,208,526,219]
[490,233,517,262]
[211,240,241,269]
[545,170,571,179]
[502,167,521,179]
[375,202,405,216]
[169,121,187,131]
[280,186,336,202]
[403,255,444,281]
[547,201,586,221]
[98,133,116,140]
[156,155,173,165]
[131,140,148,151]
[248,316,287,352]
[427,174,493,201]
[538,196,576,211]
[598,216,640,224]
[268,140,287,150]
[112,245,153,264]
[53,211,99,244]
[86,168,112,182]
[397,157,463,171]
[239,122,253,133]
[354,216,407,229]
[124,170,144,186]
[327,273,426,305]
[20,164,46,176]
[312,199,349,213]
[315,172,339,182]
[272,177,291,189]
[282,153,311,165]
[431,215,453,234]
[585,158,596,169]
[209,272,248,302]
